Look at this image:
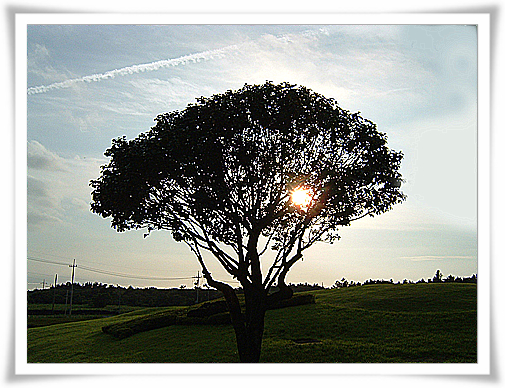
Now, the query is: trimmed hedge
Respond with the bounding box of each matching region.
[102,293,315,339]
[102,312,178,339]
[268,293,315,310]
[186,300,228,318]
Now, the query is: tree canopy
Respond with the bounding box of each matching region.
[91,81,404,289]
[90,81,405,361]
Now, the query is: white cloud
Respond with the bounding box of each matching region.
[27,140,68,171]
[203,28,437,119]
[27,175,63,226]
[69,197,90,212]
[64,109,107,133]
[27,175,58,207]
[28,43,76,85]
[27,211,63,226]
[27,44,56,80]
[126,77,216,111]
[27,142,105,227]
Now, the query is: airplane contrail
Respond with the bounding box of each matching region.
[27,43,242,95]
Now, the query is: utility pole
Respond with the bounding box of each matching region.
[51,273,58,314]
[40,279,46,289]
[194,271,201,304]
[68,259,77,316]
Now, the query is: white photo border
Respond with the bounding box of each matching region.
[15,12,491,376]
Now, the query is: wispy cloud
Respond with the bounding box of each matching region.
[26,27,335,97]
[27,44,242,95]
[28,43,76,82]
[27,175,64,226]
[27,141,106,227]
[27,140,68,171]
[400,255,474,261]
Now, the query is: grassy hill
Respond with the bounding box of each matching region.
[27,283,477,363]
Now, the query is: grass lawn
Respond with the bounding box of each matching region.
[27,283,477,363]
[27,304,145,328]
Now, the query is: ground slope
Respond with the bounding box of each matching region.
[27,283,477,363]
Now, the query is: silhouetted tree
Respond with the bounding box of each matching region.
[90,81,405,362]
[335,277,350,288]
[433,269,443,283]
[467,274,477,283]
[444,274,455,283]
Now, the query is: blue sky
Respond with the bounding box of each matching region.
[25,20,479,289]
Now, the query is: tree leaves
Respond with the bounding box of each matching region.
[90,81,406,285]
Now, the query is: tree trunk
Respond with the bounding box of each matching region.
[222,285,266,363]
[202,273,266,363]
[208,272,295,362]
[238,317,266,363]
[240,287,267,363]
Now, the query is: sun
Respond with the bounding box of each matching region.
[291,187,312,208]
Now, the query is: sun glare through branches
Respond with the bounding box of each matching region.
[291,187,312,209]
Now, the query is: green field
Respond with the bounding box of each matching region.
[27,283,477,363]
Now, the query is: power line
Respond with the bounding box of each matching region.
[27,255,240,284]
[28,271,54,277]
[29,249,164,272]
[27,256,68,267]
[27,249,72,260]
[78,264,194,281]
[28,256,195,281]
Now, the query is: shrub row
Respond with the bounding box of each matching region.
[102,293,315,339]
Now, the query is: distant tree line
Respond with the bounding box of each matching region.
[28,270,477,308]
[28,280,330,308]
[332,270,477,289]
[281,283,326,292]
[27,282,222,307]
